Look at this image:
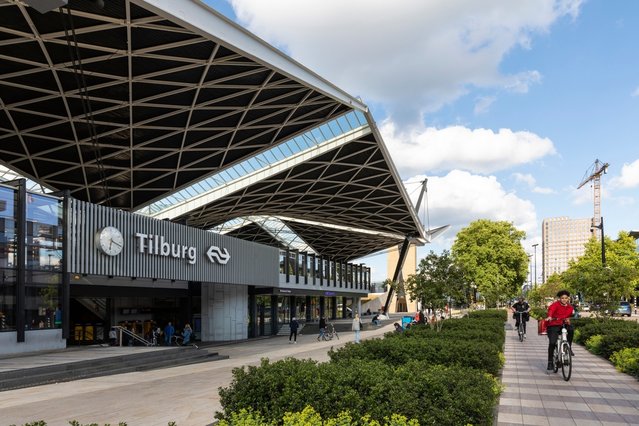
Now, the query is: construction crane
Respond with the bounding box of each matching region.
[577,159,609,233]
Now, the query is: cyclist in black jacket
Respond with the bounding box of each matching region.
[511,296,531,338]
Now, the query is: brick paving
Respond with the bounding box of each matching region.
[497,320,639,426]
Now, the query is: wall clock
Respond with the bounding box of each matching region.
[96,226,124,256]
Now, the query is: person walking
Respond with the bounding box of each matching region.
[289,317,299,344]
[317,316,326,341]
[164,321,175,346]
[352,313,362,343]
[181,323,193,345]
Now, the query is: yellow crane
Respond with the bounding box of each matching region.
[577,159,609,235]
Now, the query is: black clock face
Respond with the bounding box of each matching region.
[96,226,124,256]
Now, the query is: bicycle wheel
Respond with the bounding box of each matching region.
[518,323,524,342]
[561,343,572,381]
[553,346,560,373]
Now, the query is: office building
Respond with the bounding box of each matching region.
[541,217,592,283]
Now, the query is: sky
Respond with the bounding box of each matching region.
[203,0,639,283]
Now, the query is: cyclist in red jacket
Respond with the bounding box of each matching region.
[545,289,574,370]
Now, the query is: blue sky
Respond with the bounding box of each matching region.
[203,0,639,282]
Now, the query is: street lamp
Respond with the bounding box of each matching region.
[532,244,538,288]
[591,216,606,266]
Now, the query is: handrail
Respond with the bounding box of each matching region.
[111,325,153,347]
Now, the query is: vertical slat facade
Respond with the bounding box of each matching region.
[67,200,279,286]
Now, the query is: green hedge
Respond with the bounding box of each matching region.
[573,318,639,345]
[468,309,508,321]
[217,406,421,426]
[216,358,500,425]
[610,348,639,378]
[328,336,503,376]
[217,312,505,425]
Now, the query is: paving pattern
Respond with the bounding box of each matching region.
[2,319,638,426]
[0,324,392,426]
[497,320,639,426]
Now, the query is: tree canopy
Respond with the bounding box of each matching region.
[451,219,528,306]
[404,249,467,313]
[561,231,639,310]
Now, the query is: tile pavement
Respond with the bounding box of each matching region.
[0,323,394,426]
[497,320,639,426]
[1,318,637,426]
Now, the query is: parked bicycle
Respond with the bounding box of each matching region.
[551,319,572,381]
[323,323,339,341]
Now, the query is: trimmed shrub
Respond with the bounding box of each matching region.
[610,348,639,378]
[216,358,500,425]
[328,337,503,376]
[468,309,507,321]
[585,334,604,355]
[573,318,639,345]
[594,329,639,360]
[217,406,421,426]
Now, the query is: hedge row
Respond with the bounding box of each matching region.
[216,310,506,425]
[217,358,500,425]
[573,317,639,378]
[328,333,503,376]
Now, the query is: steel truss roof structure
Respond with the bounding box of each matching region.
[0,0,424,261]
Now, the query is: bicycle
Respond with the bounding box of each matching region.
[323,323,339,340]
[551,319,572,381]
[513,311,527,342]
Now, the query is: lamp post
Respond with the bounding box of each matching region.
[532,244,538,288]
[527,254,533,288]
[591,216,606,266]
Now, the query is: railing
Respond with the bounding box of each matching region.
[111,325,153,347]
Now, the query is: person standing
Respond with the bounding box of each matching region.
[182,323,192,345]
[164,321,175,346]
[317,316,326,341]
[352,313,362,343]
[289,317,299,344]
[545,290,575,370]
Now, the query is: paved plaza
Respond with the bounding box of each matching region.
[1,320,638,426]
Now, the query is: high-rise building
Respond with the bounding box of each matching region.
[541,217,593,282]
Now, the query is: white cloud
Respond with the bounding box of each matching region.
[380,122,557,177]
[632,87,639,97]
[610,159,639,188]
[512,172,556,194]
[513,172,536,187]
[474,96,496,115]
[404,170,538,242]
[229,0,583,125]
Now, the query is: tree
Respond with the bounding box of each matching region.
[451,219,528,307]
[561,231,639,314]
[527,273,574,308]
[404,250,466,330]
[405,250,466,308]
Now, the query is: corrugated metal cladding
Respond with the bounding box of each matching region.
[67,199,279,285]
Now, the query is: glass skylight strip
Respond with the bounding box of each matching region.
[211,215,314,254]
[138,110,367,216]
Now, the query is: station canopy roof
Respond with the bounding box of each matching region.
[0,0,425,261]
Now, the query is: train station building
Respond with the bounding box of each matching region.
[0,0,425,355]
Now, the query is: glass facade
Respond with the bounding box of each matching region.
[0,185,63,332]
[0,186,16,330]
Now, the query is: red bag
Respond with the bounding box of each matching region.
[537,320,548,335]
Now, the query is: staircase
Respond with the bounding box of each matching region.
[0,346,228,392]
[76,297,107,321]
